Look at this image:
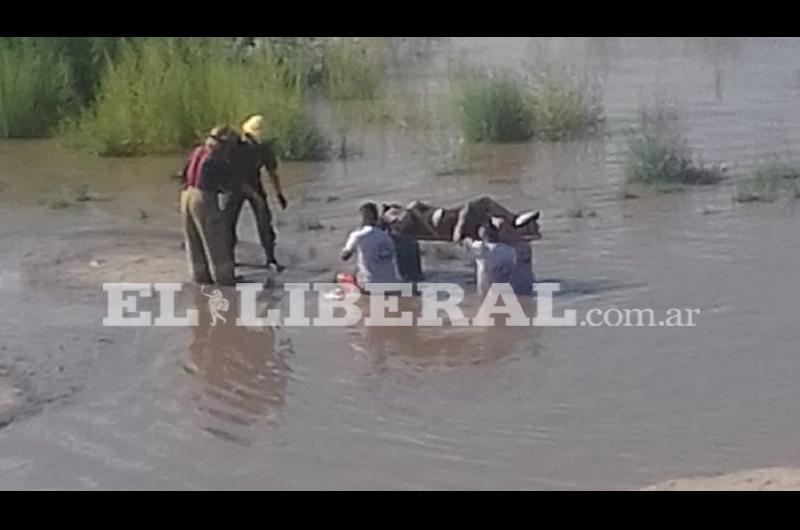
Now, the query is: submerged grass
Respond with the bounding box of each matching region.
[63,38,328,159]
[528,69,603,141]
[454,73,534,142]
[733,163,800,203]
[624,103,723,186]
[452,68,602,143]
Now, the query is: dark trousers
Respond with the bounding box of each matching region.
[391,234,424,282]
[228,185,277,263]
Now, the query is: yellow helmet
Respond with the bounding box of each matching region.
[241,114,265,139]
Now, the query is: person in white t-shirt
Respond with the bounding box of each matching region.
[340,202,400,292]
[462,220,517,296]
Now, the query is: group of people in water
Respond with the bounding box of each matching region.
[179,115,286,286]
[178,115,543,296]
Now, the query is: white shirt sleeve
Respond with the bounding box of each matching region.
[342,229,361,257]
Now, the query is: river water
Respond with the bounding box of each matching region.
[1,37,800,490]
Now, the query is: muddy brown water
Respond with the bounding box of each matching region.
[2,37,800,490]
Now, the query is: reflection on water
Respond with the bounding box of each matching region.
[181,286,287,445]
[347,296,540,376]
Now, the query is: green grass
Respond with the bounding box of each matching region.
[43,37,131,105]
[0,39,75,138]
[240,38,324,93]
[0,37,135,138]
[624,105,723,186]
[733,163,800,203]
[254,37,388,100]
[322,38,386,100]
[452,69,602,143]
[454,73,534,142]
[63,38,328,159]
[529,70,603,141]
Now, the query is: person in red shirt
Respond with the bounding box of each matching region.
[181,127,230,188]
[179,126,238,285]
[182,144,208,188]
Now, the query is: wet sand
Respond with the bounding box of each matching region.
[2,38,800,490]
[644,468,800,491]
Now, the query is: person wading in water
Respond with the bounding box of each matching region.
[228,114,289,272]
[462,220,517,296]
[340,202,401,293]
[180,126,238,286]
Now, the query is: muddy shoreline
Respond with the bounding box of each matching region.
[643,468,800,491]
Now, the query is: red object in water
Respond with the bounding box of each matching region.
[336,272,357,285]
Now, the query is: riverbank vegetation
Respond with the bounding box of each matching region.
[63,38,328,159]
[321,38,387,100]
[452,68,603,143]
[0,39,74,138]
[0,36,774,202]
[624,103,723,186]
[0,37,389,159]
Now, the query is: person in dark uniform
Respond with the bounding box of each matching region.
[228,114,289,272]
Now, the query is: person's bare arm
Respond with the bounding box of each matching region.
[341,231,359,261]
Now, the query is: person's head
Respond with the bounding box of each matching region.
[241,114,265,140]
[380,202,403,216]
[206,125,235,152]
[359,202,379,226]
